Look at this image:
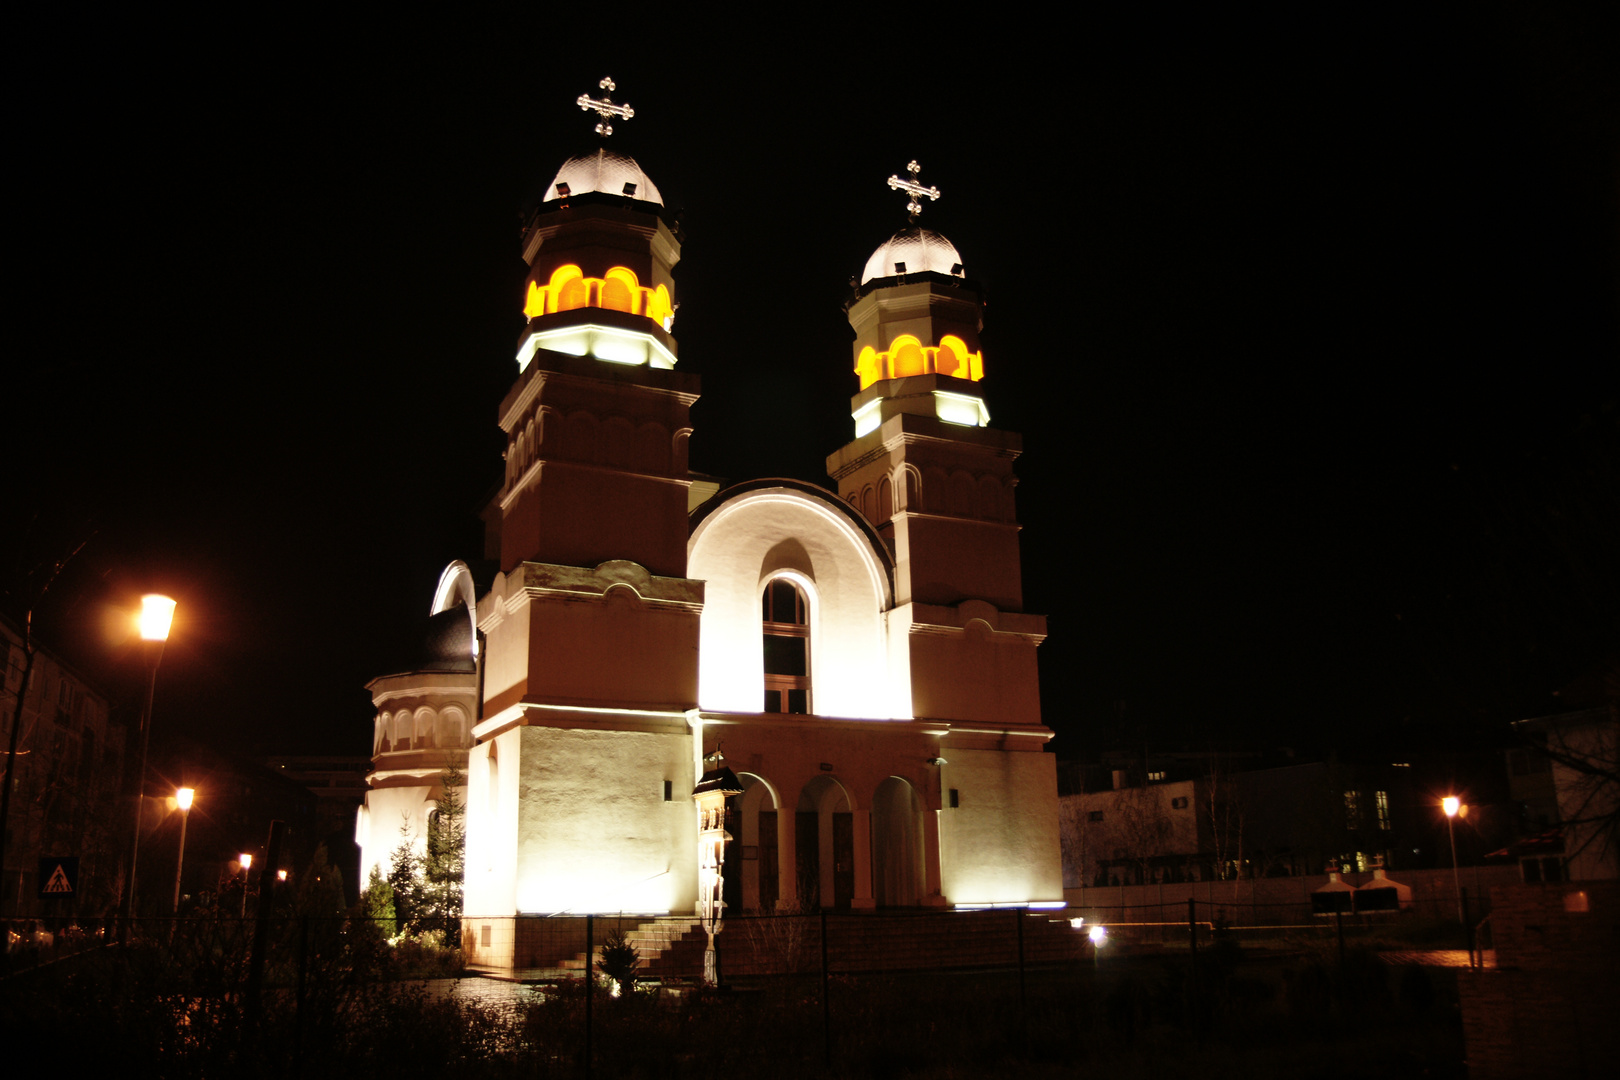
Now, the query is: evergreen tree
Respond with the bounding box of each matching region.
[387,817,423,933]
[360,864,396,938]
[423,766,466,946]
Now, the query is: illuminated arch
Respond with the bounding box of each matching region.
[890,336,927,378]
[854,332,986,390]
[522,264,674,330]
[688,481,898,719]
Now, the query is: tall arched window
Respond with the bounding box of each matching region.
[762,578,809,714]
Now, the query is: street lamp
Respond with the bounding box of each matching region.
[239,853,253,919]
[119,594,176,937]
[171,787,194,915]
[1443,796,1466,931]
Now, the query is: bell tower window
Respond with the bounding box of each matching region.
[762,579,809,714]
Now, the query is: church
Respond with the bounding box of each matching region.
[356,80,1063,969]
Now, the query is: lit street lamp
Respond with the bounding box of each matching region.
[1443,796,1466,931]
[119,595,176,936]
[171,787,194,915]
[239,853,253,919]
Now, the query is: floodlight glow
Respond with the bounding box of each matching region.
[239,853,252,870]
[933,390,990,427]
[277,870,288,881]
[1442,796,1460,818]
[1089,925,1107,945]
[517,322,678,372]
[138,595,176,641]
[176,787,194,811]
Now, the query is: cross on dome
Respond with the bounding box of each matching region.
[577,76,634,137]
[887,160,941,221]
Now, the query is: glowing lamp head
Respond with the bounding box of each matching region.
[1088,925,1107,946]
[1442,796,1460,819]
[239,853,253,871]
[176,787,194,811]
[138,595,177,642]
[277,870,288,882]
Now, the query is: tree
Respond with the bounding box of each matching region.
[387,818,423,934]
[422,766,466,945]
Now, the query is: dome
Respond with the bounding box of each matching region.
[860,227,964,285]
[545,148,663,206]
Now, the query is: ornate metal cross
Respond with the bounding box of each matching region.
[887,160,941,220]
[577,76,634,137]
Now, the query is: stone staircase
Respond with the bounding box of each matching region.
[554,915,707,981]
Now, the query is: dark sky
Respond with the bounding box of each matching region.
[9,7,1616,767]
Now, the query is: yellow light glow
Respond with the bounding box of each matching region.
[138,595,177,642]
[1089,925,1107,945]
[1442,796,1460,818]
[855,333,985,390]
[277,869,288,881]
[523,264,674,328]
[176,787,194,811]
[239,853,253,870]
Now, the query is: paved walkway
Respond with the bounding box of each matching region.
[1377,949,1495,968]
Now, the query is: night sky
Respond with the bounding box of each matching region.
[9,8,1616,774]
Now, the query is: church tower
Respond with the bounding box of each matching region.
[463,82,705,940]
[826,163,1044,727]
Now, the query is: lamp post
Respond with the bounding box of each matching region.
[1443,796,1466,929]
[171,787,194,915]
[239,853,253,919]
[118,594,176,937]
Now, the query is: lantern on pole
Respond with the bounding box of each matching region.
[692,755,743,986]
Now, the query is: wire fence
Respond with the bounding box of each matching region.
[1,904,1480,1077]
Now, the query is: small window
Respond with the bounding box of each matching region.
[1344,791,1362,831]
[762,579,810,714]
[1171,796,1188,809]
[622,182,638,196]
[663,780,673,802]
[1375,790,1391,830]
[893,261,907,274]
[554,182,571,197]
[948,788,959,808]
[1088,810,1104,822]
[1148,771,1166,782]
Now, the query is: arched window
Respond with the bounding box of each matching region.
[762,578,809,714]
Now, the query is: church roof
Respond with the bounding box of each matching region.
[413,607,477,673]
[545,148,664,206]
[861,227,964,285]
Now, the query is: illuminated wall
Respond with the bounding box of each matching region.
[938,747,1064,905]
[688,487,901,720]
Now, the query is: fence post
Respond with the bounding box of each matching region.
[243,819,285,1033]
[294,914,309,1073]
[821,909,831,1068]
[592,913,599,1080]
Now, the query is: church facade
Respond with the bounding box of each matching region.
[357,86,1062,968]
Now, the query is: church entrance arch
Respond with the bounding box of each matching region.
[734,773,780,913]
[873,776,925,907]
[796,775,854,910]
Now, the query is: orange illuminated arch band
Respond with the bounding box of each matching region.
[855,333,983,390]
[524,264,675,329]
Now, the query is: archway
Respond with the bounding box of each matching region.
[734,774,780,912]
[873,777,925,907]
[796,776,854,910]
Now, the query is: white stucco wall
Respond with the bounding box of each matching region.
[689,487,900,719]
[505,723,698,915]
[939,747,1064,904]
